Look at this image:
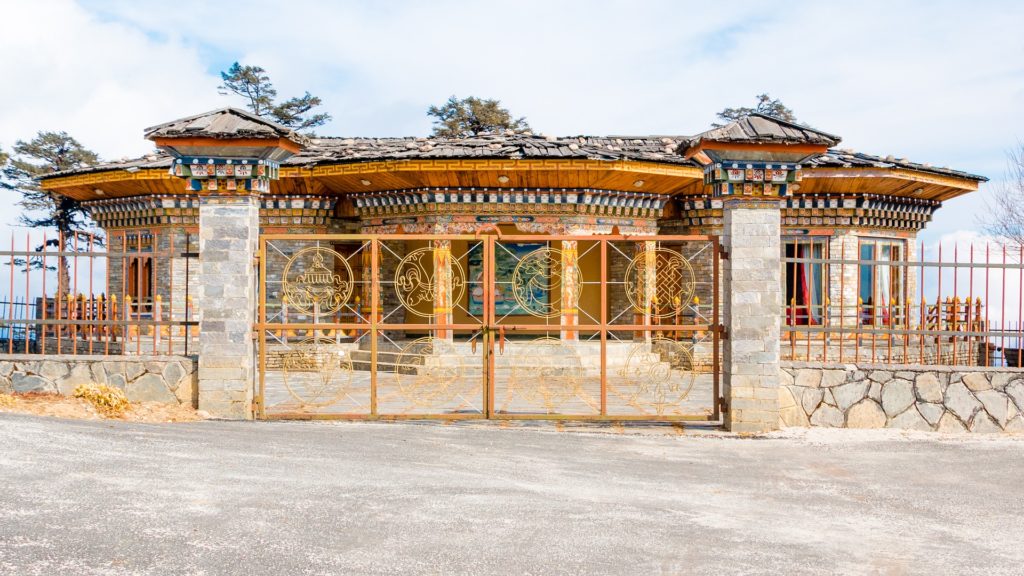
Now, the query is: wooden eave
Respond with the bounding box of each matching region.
[799,167,981,201]
[38,159,705,201]
[151,136,304,155]
[38,159,979,204]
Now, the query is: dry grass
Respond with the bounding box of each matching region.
[72,384,130,416]
[0,389,203,422]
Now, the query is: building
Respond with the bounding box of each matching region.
[34,108,990,430]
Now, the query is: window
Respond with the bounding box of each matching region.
[783,237,827,325]
[858,239,906,326]
[127,258,153,304]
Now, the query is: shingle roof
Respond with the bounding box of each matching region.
[144,107,308,144]
[688,113,842,148]
[288,133,691,166]
[808,149,987,181]
[40,119,985,183]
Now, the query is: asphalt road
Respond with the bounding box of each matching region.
[1,414,1023,575]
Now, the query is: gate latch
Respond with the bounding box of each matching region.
[717,324,728,340]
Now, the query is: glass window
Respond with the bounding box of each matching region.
[858,239,906,326]
[783,237,827,326]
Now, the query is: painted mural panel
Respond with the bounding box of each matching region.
[468,242,547,316]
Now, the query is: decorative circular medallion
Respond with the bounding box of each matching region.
[624,247,696,318]
[393,246,466,318]
[394,337,466,407]
[282,246,354,315]
[280,337,354,407]
[619,337,698,415]
[511,247,581,318]
[509,337,584,411]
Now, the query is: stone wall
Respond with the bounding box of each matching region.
[722,200,781,432]
[0,354,197,406]
[780,362,1024,432]
[197,196,259,419]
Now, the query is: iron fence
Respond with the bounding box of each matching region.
[0,230,198,356]
[782,236,1024,366]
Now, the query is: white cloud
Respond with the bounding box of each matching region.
[0,0,223,160]
[1,0,1021,235]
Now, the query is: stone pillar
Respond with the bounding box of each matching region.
[197,195,259,419]
[560,240,579,340]
[722,199,781,432]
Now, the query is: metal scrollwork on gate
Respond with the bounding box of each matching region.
[280,337,355,407]
[624,247,696,318]
[394,246,466,318]
[511,247,581,318]
[282,246,354,315]
[394,337,468,407]
[508,337,584,411]
[619,337,698,415]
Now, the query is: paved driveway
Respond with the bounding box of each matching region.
[1,414,1022,575]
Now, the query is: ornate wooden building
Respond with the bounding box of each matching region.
[40,108,983,328]
[35,108,987,425]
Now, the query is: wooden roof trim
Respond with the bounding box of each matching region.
[286,158,706,179]
[802,167,980,191]
[151,136,303,154]
[42,158,704,192]
[693,141,829,155]
[40,168,174,190]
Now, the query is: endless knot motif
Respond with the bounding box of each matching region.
[511,247,581,318]
[394,247,466,318]
[619,337,698,415]
[280,337,355,407]
[282,247,353,315]
[394,337,467,407]
[624,247,696,319]
[509,337,584,411]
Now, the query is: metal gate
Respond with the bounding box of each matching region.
[255,234,721,421]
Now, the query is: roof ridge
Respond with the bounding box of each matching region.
[746,112,842,142]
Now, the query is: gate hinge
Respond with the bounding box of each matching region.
[718,324,728,340]
[718,396,729,414]
[718,248,729,260]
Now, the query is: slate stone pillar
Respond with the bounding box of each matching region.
[722,199,781,432]
[197,195,259,419]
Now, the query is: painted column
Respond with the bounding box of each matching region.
[722,198,781,433]
[433,239,454,342]
[560,240,578,340]
[196,194,259,419]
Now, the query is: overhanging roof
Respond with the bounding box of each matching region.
[36,114,987,203]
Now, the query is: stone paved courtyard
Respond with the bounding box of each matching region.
[1,414,1023,575]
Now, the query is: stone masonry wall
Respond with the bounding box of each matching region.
[722,201,781,432]
[780,362,1024,432]
[0,354,197,406]
[197,196,259,419]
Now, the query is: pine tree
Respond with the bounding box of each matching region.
[427,96,530,137]
[715,94,797,127]
[0,132,101,292]
[219,62,331,132]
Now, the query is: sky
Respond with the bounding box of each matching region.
[1,0,1023,248]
